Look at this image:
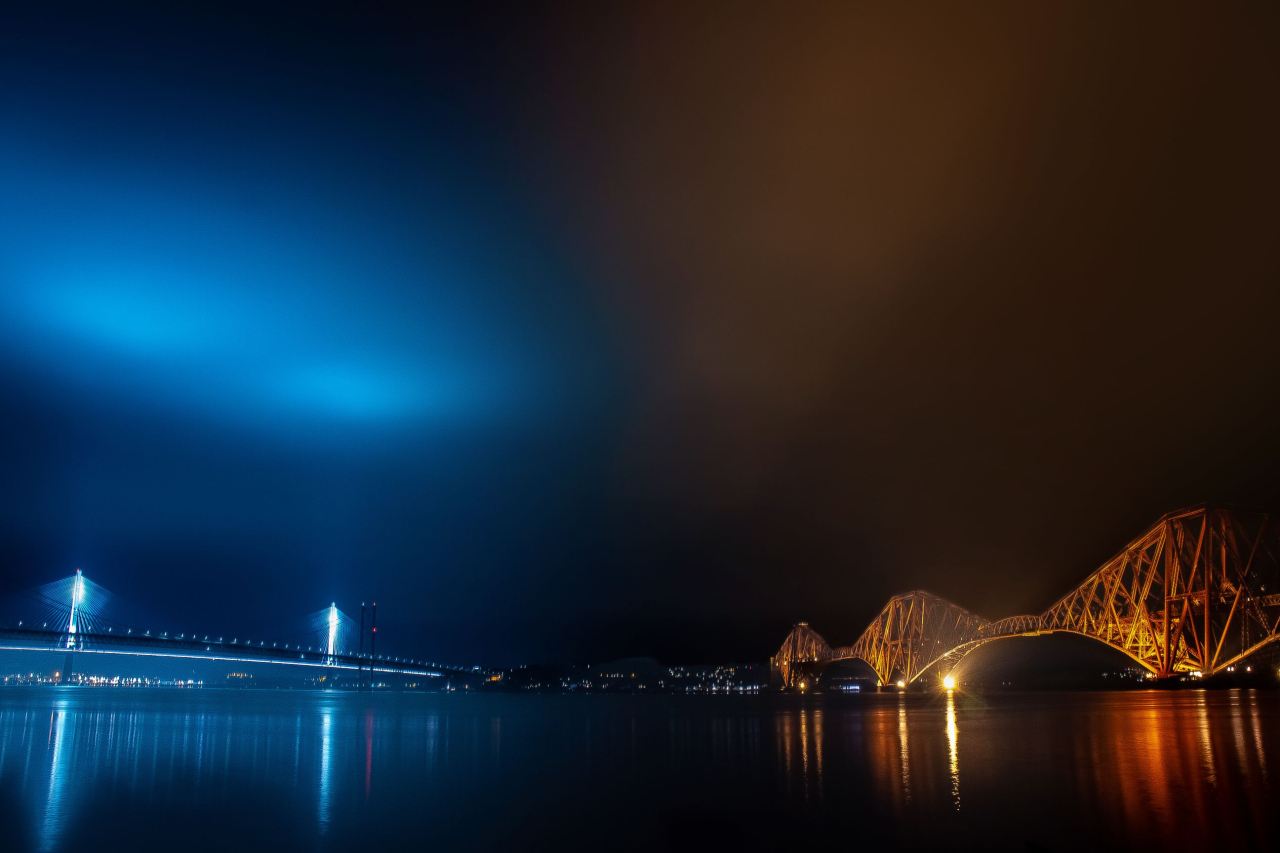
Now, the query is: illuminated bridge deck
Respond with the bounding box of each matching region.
[0,628,471,680]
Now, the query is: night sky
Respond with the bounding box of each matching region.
[2,2,1279,666]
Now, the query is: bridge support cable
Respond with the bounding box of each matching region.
[1,572,468,685]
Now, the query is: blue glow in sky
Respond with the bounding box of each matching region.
[0,2,632,666]
[1,133,589,441]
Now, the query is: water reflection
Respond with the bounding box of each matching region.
[41,705,70,853]
[1230,691,1248,775]
[364,710,374,801]
[318,709,332,831]
[0,690,1273,851]
[945,690,959,810]
[777,703,825,801]
[897,698,911,804]
[1250,690,1267,781]
[1195,692,1216,786]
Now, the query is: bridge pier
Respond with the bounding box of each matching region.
[60,650,74,684]
[773,657,833,690]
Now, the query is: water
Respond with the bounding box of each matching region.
[0,688,1276,851]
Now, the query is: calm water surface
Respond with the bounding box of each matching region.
[0,688,1275,851]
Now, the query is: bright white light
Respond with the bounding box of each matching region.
[896,680,906,689]
[326,603,338,660]
[66,570,85,648]
[0,644,441,676]
[943,674,956,690]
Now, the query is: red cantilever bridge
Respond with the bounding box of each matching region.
[773,505,1280,688]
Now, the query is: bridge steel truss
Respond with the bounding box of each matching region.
[773,505,1280,686]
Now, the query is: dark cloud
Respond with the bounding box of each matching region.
[517,2,1280,639]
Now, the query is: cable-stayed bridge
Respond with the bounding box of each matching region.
[0,571,474,685]
[775,505,1280,688]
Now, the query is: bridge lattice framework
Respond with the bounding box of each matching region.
[774,505,1280,687]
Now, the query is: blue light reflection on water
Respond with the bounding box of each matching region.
[40,704,68,853]
[318,709,331,832]
[0,689,1277,852]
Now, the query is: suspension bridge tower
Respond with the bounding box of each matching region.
[61,569,85,683]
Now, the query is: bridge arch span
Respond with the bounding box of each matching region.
[774,505,1280,686]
